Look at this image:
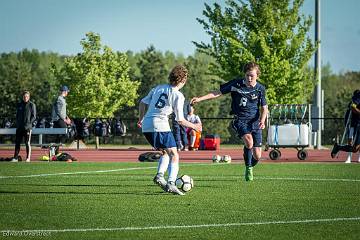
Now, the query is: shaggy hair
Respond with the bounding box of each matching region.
[168,65,188,86]
[243,62,261,76]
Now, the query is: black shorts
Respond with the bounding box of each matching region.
[353,124,360,146]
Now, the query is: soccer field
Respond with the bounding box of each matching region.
[0,162,359,240]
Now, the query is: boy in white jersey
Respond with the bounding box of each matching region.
[138,65,202,195]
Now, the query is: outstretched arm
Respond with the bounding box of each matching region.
[177,119,202,132]
[190,90,222,105]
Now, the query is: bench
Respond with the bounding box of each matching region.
[0,128,68,145]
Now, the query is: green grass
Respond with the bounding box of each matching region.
[0,162,359,240]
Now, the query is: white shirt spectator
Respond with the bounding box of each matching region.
[187,114,201,125]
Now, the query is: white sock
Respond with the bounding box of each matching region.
[168,162,179,183]
[345,152,352,163]
[190,135,196,147]
[157,154,170,176]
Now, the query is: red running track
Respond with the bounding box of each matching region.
[0,147,359,163]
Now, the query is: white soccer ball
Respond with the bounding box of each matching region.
[212,154,222,163]
[221,155,232,163]
[175,175,194,192]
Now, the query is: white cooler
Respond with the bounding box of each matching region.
[267,124,309,146]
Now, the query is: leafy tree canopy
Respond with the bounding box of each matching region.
[195,0,317,104]
[0,49,63,118]
[52,32,140,118]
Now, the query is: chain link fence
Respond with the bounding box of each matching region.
[0,117,346,147]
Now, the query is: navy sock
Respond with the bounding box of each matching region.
[243,147,253,167]
[252,158,259,167]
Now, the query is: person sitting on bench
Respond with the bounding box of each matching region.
[186,105,202,150]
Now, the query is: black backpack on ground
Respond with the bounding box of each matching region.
[55,152,77,161]
[138,152,161,162]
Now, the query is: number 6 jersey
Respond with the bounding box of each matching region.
[141,84,185,132]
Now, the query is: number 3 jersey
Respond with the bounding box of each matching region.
[220,78,267,120]
[141,84,185,132]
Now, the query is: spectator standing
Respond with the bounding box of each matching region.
[51,85,71,147]
[331,89,360,160]
[11,91,36,162]
[52,85,71,128]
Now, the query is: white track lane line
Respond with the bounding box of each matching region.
[0,163,214,179]
[1,164,359,182]
[0,166,158,179]
[197,175,360,182]
[258,176,360,182]
[1,217,359,234]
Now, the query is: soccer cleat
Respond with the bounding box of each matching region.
[330,143,340,158]
[165,183,185,196]
[245,166,253,181]
[153,174,167,190]
[25,158,31,163]
[10,158,19,162]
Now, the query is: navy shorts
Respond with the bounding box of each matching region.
[231,118,262,147]
[354,124,360,145]
[143,132,177,150]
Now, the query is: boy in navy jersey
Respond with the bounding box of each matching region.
[191,62,268,181]
[331,89,360,159]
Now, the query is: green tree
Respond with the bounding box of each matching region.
[322,65,360,144]
[0,49,63,118]
[322,64,360,119]
[119,46,170,144]
[23,50,64,116]
[195,0,317,104]
[183,52,232,140]
[137,45,168,98]
[121,46,169,120]
[0,52,32,117]
[52,32,139,118]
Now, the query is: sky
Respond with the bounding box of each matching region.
[0,0,359,74]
